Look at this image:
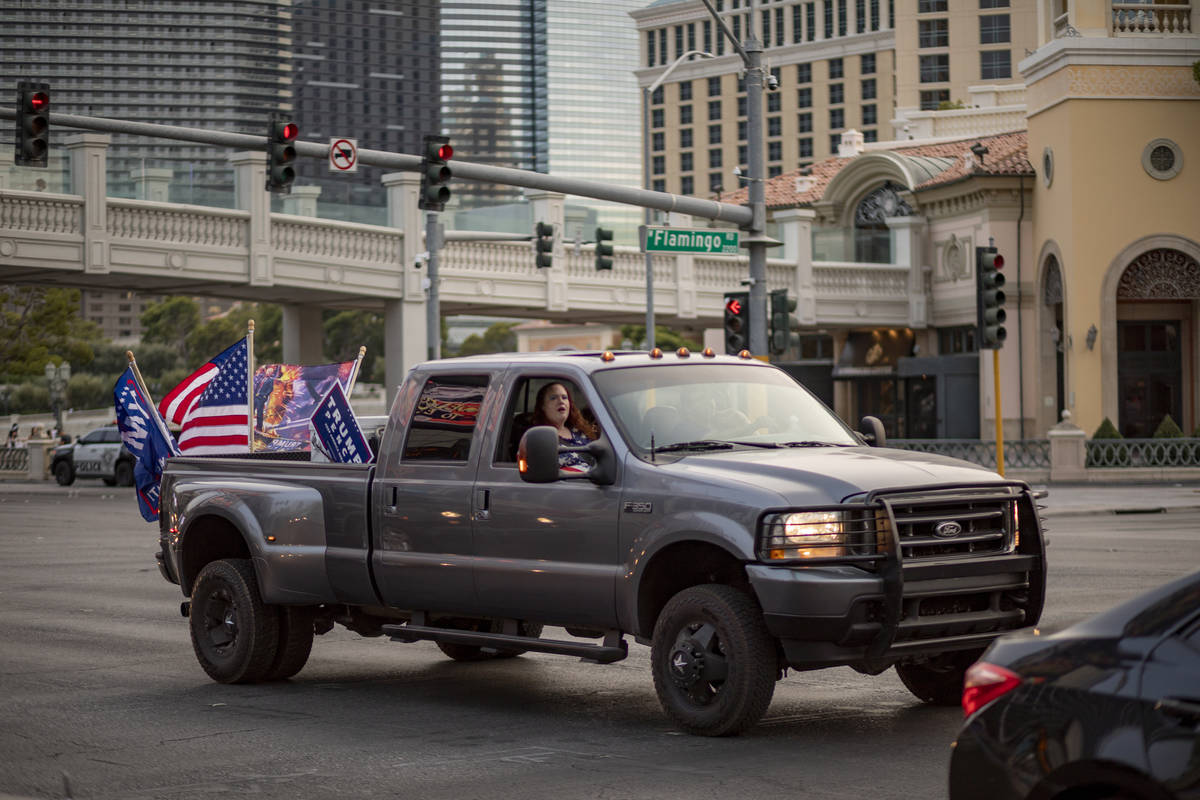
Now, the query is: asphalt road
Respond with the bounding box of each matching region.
[1,484,1197,800]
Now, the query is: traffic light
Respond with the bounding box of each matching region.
[594,227,614,270]
[15,81,50,168]
[723,291,750,355]
[535,222,555,268]
[976,246,1007,349]
[265,113,298,193]
[419,134,453,211]
[769,289,799,356]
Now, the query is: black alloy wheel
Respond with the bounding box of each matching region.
[53,460,74,486]
[651,584,777,736]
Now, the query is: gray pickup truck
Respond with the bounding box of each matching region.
[157,349,1046,736]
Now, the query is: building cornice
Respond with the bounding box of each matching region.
[1019,35,1200,85]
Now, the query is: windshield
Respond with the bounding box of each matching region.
[592,364,859,456]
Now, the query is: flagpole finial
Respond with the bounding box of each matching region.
[248,319,256,333]
[358,346,366,357]
[125,350,135,363]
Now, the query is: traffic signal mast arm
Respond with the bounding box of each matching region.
[0,108,753,228]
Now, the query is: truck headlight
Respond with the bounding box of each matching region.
[760,511,849,560]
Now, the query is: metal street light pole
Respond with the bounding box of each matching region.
[44,361,70,434]
[643,50,715,351]
[700,0,773,356]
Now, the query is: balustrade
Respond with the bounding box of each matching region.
[1111,3,1192,33]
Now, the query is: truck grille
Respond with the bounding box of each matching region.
[878,487,1017,561]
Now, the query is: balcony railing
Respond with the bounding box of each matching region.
[1112,3,1192,33]
[1086,438,1200,467]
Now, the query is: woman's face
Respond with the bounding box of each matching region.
[541,384,571,429]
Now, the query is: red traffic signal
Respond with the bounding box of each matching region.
[280,121,299,141]
[725,297,743,315]
[29,91,48,112]
[435,143,453,160]
[15,81,51,168]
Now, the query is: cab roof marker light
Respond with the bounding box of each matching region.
[600,351,615,362]
[649,348,664,359]
[738,349,753,359]
[676,347,691,358]
[702,347,716,358]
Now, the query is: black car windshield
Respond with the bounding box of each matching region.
[592,364,858,456]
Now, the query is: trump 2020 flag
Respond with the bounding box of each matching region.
[114,367,180,522]
[159,337,250,454]
[311,381,372,464]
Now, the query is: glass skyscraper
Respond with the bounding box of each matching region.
[441,0,645,239]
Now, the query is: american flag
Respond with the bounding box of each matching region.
[159,337,251,454]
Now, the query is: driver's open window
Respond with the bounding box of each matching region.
[495,377,597,464]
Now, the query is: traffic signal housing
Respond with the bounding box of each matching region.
[594,227,614,270]
[419,134,453,211]
[15,82,50,168]
[535,222,555,268]
[723,291,750,355]
[769,289,799,356]
[976,246,1007,349]
[265,113,298,193]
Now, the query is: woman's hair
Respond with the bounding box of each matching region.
[532,382,598,440]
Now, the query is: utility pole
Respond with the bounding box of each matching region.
[700,0,773,356]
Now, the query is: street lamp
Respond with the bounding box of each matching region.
[44,361,70,435]
[643,49,715,351]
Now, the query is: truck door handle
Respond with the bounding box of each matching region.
[475,488,490,521]
[387,485,398,511]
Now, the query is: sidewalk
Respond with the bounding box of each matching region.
[1029,481,1200,517]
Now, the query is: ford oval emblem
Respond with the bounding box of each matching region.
[934,520,963,538]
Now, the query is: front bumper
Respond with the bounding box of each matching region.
[748,554,1040,669]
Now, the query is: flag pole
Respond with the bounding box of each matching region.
[247,319,256,452]
[347,345,367,397]
[125,350,177,450]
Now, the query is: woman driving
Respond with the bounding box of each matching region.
[529,382,598,472]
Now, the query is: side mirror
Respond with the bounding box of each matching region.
[859,415,887,447]
[518,426,561,483]
[518,425,617,486]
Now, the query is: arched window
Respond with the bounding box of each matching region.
[854,181,911,264]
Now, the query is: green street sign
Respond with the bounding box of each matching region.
[643,227,739,255]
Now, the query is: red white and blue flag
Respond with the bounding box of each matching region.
[114,368,180,522]
[158,337,251,454]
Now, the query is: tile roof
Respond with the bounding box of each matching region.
[716,130,1033,209]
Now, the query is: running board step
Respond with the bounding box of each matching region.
[382,623,628,664]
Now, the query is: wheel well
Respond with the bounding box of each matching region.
[1036,761,1170,800]
[636,540,750,637]
[180,515,251,593]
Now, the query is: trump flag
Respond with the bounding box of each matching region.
[114,367,180,522]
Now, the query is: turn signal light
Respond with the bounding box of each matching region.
[962,661,1021,718]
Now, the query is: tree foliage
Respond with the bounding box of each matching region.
[0,286,102,379]
[458,321,517,356]
[324,310,383,380]
[140,296,201,363]
[619,324,701,352]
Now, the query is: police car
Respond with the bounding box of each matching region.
[51,425,135,487]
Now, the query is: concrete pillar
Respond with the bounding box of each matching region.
[281,304,325,364]
[528,190,568,312]
[887,214,929,328]
[230,151,273,286]
[382,172,428,405]
[27,441,49,482]
[131,166,174,203]
[65,133,111,274]
[1048,410,1088,482]
[773,208,817,325]
[564,205,590,249]
[282,185,322,217]
[668,212,697,319]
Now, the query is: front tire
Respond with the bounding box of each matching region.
[895,648,985,706]
[651,584,777,737]
[189,559,279,684]
[53,461,74,486]
[114,460,134,487]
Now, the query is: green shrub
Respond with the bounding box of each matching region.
[1152,414,1184,438]
[1092,417,1122,438]
[67,373,110,411]
[1088,416,1129,466]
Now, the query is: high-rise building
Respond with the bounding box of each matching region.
[0,0,294,203]
[631,0,1036,197]
[290,0,441,218]
[441,0,645,239]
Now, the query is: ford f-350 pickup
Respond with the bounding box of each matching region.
[157,349,1046,736]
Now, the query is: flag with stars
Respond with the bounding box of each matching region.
[162,337,251,455]
[114,367,180,522]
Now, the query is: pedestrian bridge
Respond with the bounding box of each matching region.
[0,135,926,387]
